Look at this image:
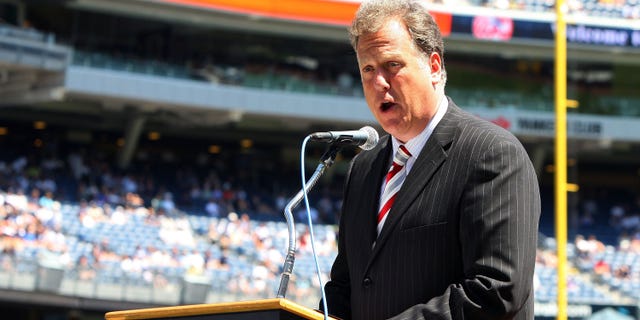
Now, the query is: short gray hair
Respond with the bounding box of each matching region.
[349,0,446,79]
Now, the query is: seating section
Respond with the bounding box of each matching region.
[534,264,618,303]
[2,188,638,307]
[592,249,640,300]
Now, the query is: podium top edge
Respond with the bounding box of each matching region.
[105,298,333,320]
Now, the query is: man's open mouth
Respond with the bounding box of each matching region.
[381,102,394,112]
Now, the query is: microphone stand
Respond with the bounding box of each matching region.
[276,144,341,298]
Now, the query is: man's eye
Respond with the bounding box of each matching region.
[362,66,373,73]
[388,62,401,68]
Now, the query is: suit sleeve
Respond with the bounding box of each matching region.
[390,140,540,320]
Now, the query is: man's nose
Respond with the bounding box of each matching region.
[374,71,390,92]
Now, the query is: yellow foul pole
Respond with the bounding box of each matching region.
[554,0,568,319]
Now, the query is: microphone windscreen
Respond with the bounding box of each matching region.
[359,126,379,151]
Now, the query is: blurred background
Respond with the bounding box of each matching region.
[0,0,639,319]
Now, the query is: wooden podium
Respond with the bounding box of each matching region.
[105,298,335,320]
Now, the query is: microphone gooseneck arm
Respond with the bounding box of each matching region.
[276,145,340,299]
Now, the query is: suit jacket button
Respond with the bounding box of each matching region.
[362,277,372,288]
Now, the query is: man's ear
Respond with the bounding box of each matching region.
[429,52,442,84]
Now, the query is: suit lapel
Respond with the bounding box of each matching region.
[358,136,393,250]
[367,100,459,265]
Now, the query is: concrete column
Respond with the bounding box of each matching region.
[117,113,147,169]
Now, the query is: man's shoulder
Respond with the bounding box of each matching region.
[435,104,529,165]
[446,102,523,147]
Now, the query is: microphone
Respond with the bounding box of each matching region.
[310,126,379,150]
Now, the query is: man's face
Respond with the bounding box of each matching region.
[356,17,443,143]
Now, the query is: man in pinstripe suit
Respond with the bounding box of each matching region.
[321,0,541,319]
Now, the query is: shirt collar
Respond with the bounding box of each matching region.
[390,96,449,173]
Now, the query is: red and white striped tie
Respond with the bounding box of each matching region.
[377,145,412,235]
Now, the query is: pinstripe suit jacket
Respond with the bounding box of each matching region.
[323,99,541,320]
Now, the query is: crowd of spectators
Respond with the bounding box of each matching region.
[572,231,640,301]
[0,142,342,304]
[565,186,640,301]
